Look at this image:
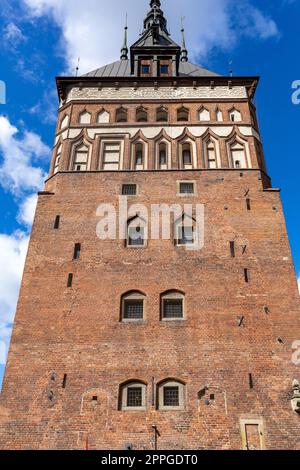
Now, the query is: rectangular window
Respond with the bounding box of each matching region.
[246,199,251,211]
[124,300,144,319]
[127,387,142,407]
[122,184,137,196]
[142,65,150,74]
[163,386,179,407]
[160,64,169,74]
[67,273,73,288]
[177,226,194,245]
[179,182,194,194]
[54,215,60,229]
[128,227,145,246]
[163,299,183,319]
[73,243,81,260]
[230,241,235,258]
[244,268,249,283]
[103,142,120,171]
[62,374,67,389]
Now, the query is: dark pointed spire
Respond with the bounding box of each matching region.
[120,15,128,60]
[143,0,168,35]
[180,19,188,62]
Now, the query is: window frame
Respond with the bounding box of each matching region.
[160,291,185,322]
[120,381,147,411]
[177,180,196,196]
[122,183,138,196]
[121,292,146,323]
[157,380,185,411]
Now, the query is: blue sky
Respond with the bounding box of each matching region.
[0,0,299,391]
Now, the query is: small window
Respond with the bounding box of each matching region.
[73,243,81,260]
[182,143,192,166]
[142,65,150,74]
[231,141,247,169]
[119,381,147,410]
[134,143,144,169]
[244,268,249,283]
[164,387,179,407]
[157,380,185,410]
[160,64,169,74]
[103,142,120,170]
[156,107,168,122]
[229,108,242,122]
[124,300,144,320]
[136,107,148,123]
[116,107,128,123]
[79,111,91,125]
[159,143,167,168]
[161,291,185,320]
[121,292,145,322]
[67,273,73,288]
[207,140,217,169]
[179,182,194,195]
[128,226,145,246]
[73,144,89,171]
[230,241,235,258]
[54,215,60,229]
[176,216,195,246]
[198,107,210,121]
[122,184,137,196]
[177,107,189,122]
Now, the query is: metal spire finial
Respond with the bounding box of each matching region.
[180,17,188,62]
[120,14,129,60]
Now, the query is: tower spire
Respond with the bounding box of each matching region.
[120,14,128,60]
[180,18,188,62]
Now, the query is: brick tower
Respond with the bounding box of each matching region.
[0,0,300,450]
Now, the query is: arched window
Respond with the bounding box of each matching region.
[177,107,189,122]
[54,144,62,174]
[127,215,146,247]
[97,110,110,124]
[119,381,147,410]
[79,111,91,125]
[157,379,185,410]
[121,291,146,321]
[72,143,89,171]
[229,108,242,122]
[198,107,210,121]
[134,143,144,169]
[116,107,128,123]
[159,142,167,169]
[182,142,192,167]
[207,139,217,169]
[231,141,247,168]
[175,214,196,246]
[156,107,168,122]
[136,107,148,123]
[161,291,185,320]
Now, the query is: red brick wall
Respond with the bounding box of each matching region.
[0,169,299,450]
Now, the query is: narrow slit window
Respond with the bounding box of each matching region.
[62,374,67,389]
[246,199,251,211]
[73,243,81,260]
[249,373,254,389]
[244,268,249,283]
[67,273,73,288]
[230,241,235,258]
[54,215,60,230]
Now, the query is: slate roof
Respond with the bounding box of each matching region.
[83,60,221,78]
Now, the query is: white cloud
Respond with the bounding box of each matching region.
[0,116,50,195]
[22,0,280,74]
[18,194,38,227]
[3,22,27,46]
[0,231,29,325]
